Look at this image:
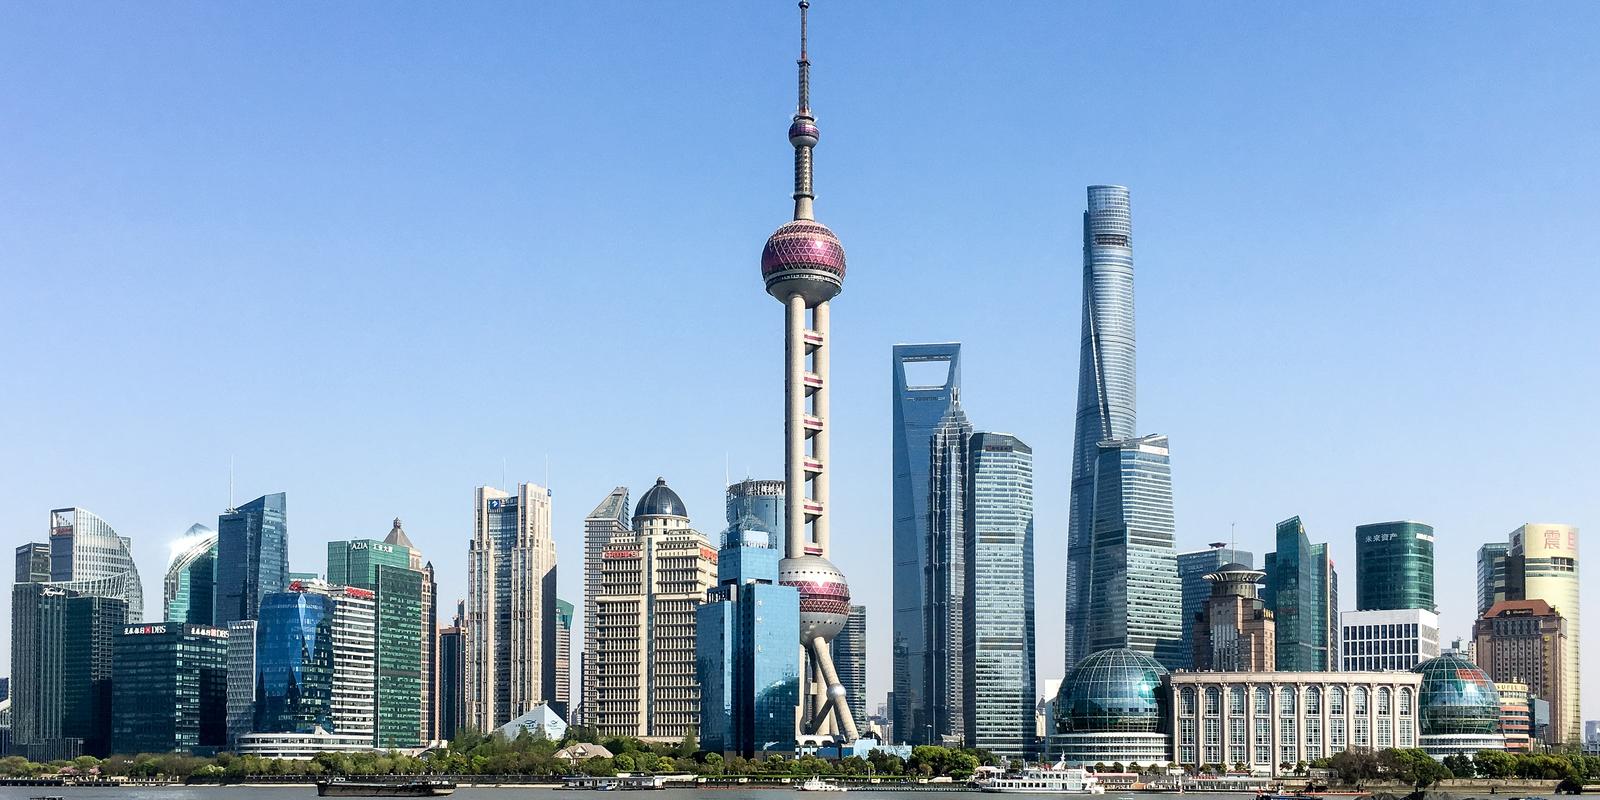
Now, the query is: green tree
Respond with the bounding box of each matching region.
[702,752,725,775]
[676,731,699,760]
[613,753,636,772]
[1474,749,1515,779]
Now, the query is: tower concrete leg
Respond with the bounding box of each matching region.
[805,636,859,742]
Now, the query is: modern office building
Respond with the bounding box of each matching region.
[696,520,800,756]
[1477,542,1509,616]
[1355,521,1434,612]
[1339,609,1440,672]
[1176,545,1254,671]
[47,507,144,619]
[1170,671,1423,775]
[254,589,334,734]
[1496,681,1532,752]
[226,620,258,749]
[111,622,229,755]
[927,398,973,742]
[163,524,218,625]
[580,487,631,728]
[1413,653,1504,758]
[593,479,717,740]
[726,478,786,550]
[1065,184,1139,673]
[891,341,961,744]
[1084,434,1182,667]
[215,492,288,627]
[467,483,558,733]
[1472,599,1567,745]
[1503,523,1580,745]
[761,4,860,743]
[437,601,465,741]
[555,598,573,720]
[15,542,50,584]
[327,534,424,748]
[1048,649,1169,767]
[833,605,868,736]
[9,583,128,760]
[1264,517,1337,671]
[328,584,378,744]
[1191,563,1275,672]
[962,432,1036,759]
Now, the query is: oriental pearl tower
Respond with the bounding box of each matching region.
[762,0,859,742]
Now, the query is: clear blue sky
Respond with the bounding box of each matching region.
[3,2,1597,718]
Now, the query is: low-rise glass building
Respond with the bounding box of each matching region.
[1049,648,1171,767]
[111,623,229,755]
[1413,653,1504,757]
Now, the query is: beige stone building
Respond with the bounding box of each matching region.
[466,483,558,733]
[1191,562,1275,672]
[592,478,716,741]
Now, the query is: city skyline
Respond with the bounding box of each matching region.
[3,1,1599,722]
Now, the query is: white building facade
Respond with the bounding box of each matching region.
[1339,609,1440,672]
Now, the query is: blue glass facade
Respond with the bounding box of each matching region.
[253,590,333,734]
[1085,435,1182,668]
[1264,517,1334,671]
[963,432,1036,759]
[891,342,960,745]
[111,623,229,755]
[725,479,785,550]
[1066,186,1139,670]
[163,525,217,625]
[927,400,972,741]
[215,493,288,627]
[1175,546,1253,671]
[696,536,799,757]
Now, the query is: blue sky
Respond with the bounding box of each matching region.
[2,2,1597,718]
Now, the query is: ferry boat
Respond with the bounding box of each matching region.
[315,778,456,797]
[978,762,1105,794]
[796,776,849,792]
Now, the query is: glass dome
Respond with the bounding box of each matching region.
[1413,654,1501,737]
[1054,648,1169,734]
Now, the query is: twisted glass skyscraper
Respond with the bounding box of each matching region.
[1065,186,1138,669]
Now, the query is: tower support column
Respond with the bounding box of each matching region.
[786,293,807,560]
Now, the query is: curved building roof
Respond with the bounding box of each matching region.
[634,477,688,520]
[1414,653,1501,737]
[1054,648,1169,734]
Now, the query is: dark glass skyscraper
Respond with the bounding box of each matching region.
[438,602,464,741]
[9,583,127,760]
[891,342,960,745]
[1065,186,1138,670]
[963,432,1036,759]
[927,398,972,741]
[163,524,217,625]
[833,604,868,735]
[215,493,288,627]
[1176,545,1254,670]
[15,542,50,584]
[1355,521,1435,611]
[1476,542,1508,616]
[112,623,228,755]
[1264,517,1336,671]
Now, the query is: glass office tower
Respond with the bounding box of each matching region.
[725,479,785,550]
[963,432,1036,759]
[927,399,973,742]
[112,623,228,755]
[1477,542,1509,616]
[832,605,868,735]
[891,342,961,744]
[1175,545,1254,670]
[10,584,128,760]
[254,590,334,734]
[327,539,423,747]
[1083,434,1182,668]
[696,524,800,756]
[1065,185,1139,670]
[1265,517,1334,671]
[47,507,144,620]
[215,493,288,627]
[1356,521,1435,611]
[15,542,50,584]
[163,524,218,625]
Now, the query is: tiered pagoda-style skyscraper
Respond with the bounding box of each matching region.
[760,0,858,742]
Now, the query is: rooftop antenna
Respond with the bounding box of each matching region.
[228,455,235,511]
[725,452,730,488]
[544,454,550,492]
[1230,522,1237,556]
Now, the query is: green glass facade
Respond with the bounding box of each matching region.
[111,623,229,755]
[1355,521,1434,612]
[327,539,423,747]
[10,584,128,760]
[1264,517,1334,671]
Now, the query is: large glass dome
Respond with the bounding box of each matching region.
[1413,654,1501,736]
[1054,648,1169,734]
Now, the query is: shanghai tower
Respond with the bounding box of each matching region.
[1064,185,1138,669]
[760,0,858,742]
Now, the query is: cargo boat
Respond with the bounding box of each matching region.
[315,779,457,797]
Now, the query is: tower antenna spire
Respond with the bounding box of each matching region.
[788,0,819,221]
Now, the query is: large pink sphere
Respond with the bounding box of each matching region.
[762,220,845,307]
[779,554,851,643]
